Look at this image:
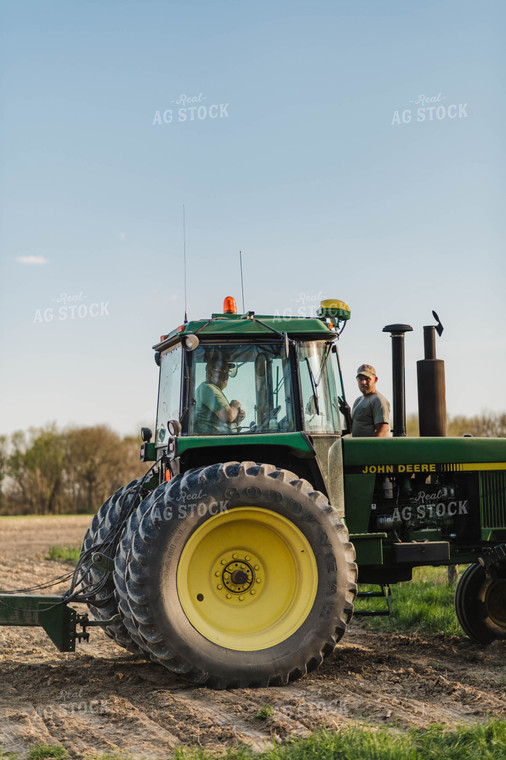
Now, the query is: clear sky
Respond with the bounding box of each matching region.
[1,0,505,437]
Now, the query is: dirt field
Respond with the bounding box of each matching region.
[1,515,505,759]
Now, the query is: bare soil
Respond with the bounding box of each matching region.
[1,515,505,759]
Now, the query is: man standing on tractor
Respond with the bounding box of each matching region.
[352,364,390,437]
[196,354,246,434]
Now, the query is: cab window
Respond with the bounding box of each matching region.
[155,346,182,445]
[188,343,295,435]
[298,341,342,433]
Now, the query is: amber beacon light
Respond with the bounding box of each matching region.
[223,296,238,314]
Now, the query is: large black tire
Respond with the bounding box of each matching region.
[79,479,145,652]
[115,462,357,688]
[454,562,506,645]
[114,484,169,652]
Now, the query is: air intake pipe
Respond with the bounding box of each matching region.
[417,311,447,436]
[382,324,413,437]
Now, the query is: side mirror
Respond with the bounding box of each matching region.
[154,351,161,366]
[141,427,153,442]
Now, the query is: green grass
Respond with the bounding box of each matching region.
[27,745,68,760]
[355,565,464,637]
[172,721,506,760]
[3,721,502,760]
[255,704,274,720]
[45,545,80,565]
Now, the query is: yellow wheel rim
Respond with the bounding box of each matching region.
[176,507,318,651]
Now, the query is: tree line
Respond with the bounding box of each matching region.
[406,412,506,438]
[0,424,149,516]
[0,413,504,516]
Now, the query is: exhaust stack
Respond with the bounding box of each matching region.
[417,311,447,436]
[383,323,413,437]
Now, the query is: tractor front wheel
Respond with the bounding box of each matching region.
[454,562,506,645]
[115,462,357,688]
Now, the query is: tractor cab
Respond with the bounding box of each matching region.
[151,298,351,455]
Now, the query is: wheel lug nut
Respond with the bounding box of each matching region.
[215,571,220,577]
[221,559,226,565]
[245,555,250,561]
[250,590,256,595]
[256,578,262,583]
[232,553,238,559]
[239,596,244,601]
[217,584,223,590]
[254,565,259,570]
[226,594,231,599]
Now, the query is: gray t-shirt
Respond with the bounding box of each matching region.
[196,382,237,434]
[352,391,390,436]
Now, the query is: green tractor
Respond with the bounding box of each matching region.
[1,297,505,688]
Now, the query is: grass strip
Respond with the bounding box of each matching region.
[46,545,81,565]
[355,566,463,637]
[174,720,506,760]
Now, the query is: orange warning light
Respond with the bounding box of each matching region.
[223,296,238,314]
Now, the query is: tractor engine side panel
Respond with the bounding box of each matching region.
[342,437,506,574]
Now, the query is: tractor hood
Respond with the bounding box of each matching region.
[342,436,506,474]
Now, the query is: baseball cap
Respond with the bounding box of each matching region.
[356,364,377,379]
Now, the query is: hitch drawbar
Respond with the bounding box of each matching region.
[0,594,117,651]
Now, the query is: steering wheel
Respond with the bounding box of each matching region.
[258,405,282,429]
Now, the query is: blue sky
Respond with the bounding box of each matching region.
[1,0,505,436]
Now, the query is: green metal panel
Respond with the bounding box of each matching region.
[176,431,314,457]
[185,315,333,337]
[141,442,157,461]
[349,533,385,565]
[154,315,335,348]
[0,595,76,652]
[481,528,506,541]
[342,436,506,469]
[343,473,376,533]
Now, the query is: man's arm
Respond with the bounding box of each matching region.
[373,422,389,437]
[371,394,390,437]
[216,400,242,423]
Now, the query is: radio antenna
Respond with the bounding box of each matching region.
[239,250,245,313]
[183,205,188,323]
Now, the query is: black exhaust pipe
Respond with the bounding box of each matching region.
[417,311,446,436]
[383,324,413,437]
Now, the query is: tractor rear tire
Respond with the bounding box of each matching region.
[115,462,357,688]
[79,479,145,653]
[454,562,506,645]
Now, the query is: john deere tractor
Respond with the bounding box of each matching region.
[1,297,505,688]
